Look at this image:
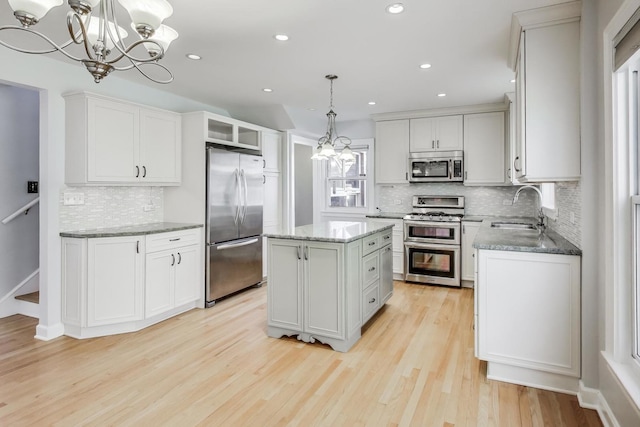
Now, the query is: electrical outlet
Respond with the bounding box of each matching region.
[394,199,402,205]
[502,199,512,206]
[143,205,155,212]
[63,192,84,206]
[569,211,575,224]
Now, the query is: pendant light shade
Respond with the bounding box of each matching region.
[138,23,177,56]
[87,18,128,51]
[310,145,327,160]
[8,0,62,23]
[118,0,173,35]
[337,144,355,162]
[311,74,353,161]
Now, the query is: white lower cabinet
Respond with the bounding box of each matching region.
[461,221,481,282]
[380,242,394,304]
[476,249,581,390]
[366,218,403,279]
[62,228,202,339]
[267,228,393,352]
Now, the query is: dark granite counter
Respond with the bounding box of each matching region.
[263,220,394,243]
[60,222,203,238]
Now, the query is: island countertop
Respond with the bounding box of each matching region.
[472,218,581,256]
[60,222,203,238]
[263,220,394,243]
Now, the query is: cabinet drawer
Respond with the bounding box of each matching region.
[379,230,392,247]
[363,251,380,286]
[363,282,380,324]
[362,233,380,256]
[146,228,200,253]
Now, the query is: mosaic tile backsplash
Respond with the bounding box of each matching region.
[59,186,163,232]
[546,181,581,248]
[376,183,538,217]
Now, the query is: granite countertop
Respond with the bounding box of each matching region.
[60,222,203,238]
[472,218,581,255]
[263,220,395,243]
[365,212,408,220]
[462,215,534,223]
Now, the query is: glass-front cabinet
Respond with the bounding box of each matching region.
[206,115,261,150]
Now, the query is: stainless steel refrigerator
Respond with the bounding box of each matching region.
[206,144,263,306]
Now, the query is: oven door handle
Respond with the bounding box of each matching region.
[403,220,458,228]
[404,241,461,251]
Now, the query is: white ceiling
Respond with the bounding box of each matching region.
[0,0,569,128]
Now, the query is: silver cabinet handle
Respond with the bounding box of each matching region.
[169,238,181,242]
[177,252,182,264]
[304,246,309,260]
[507,168,511,180]
[135,166,140,178]
[383,235,390,240]
[263,175,266,184]
[368,241,376,246]
[368,266,376,272]
[136,240,139,253]
[514,156,521,172]
[263,159,266,168]
[463,225,465,234]
[234,168,240,225]
[432,140,435,149]
[369,298,376,304]
[437,140,440,149]
[385,247,391,253]
[171,254,175,266]
[241,169,248,223]
[297,246,301,260]
[142,166,147,178]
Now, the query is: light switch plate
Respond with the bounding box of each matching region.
[63,192,85,206]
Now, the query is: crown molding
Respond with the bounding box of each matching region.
[370,101,508,122]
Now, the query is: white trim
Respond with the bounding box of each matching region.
[34,322,64,341]
[370,102,507,122]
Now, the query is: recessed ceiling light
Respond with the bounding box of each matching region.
[186,53,201,60]
[307,108,316,111]
[510,79,516,83]
[262,88,273,93]
[274,34,289,41]
[420,63,432,69]
[437,93,446,97]
[368,101,376,105]
[386,3,404,14]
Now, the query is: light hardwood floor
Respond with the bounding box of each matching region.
[0,281,602,426]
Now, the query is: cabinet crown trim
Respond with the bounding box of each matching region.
[508,1,582,70]
[62,91,180,116]
[371,101,507,122]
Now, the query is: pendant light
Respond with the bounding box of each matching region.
[311,74,353,161]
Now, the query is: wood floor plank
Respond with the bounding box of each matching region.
[0,281,602,426]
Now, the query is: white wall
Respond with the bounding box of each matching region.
[294,144,314,226]
[0,47,231,340]
[0,84,39,305]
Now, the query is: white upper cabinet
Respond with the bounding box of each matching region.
[410,115,463,152]
[463,112,506,185]
[510,3,581,182]
[64,92,181,186]
[375,120,410,184]
[262,131,281,173]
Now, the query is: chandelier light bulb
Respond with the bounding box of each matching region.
[118,0,173,37]
[87,18,129,52]
[8,0,63,26]
[139,24,178,57]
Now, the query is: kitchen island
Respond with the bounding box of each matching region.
[472,218,582,394]
[264,220,394,352]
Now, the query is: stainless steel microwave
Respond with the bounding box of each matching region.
[408,151,464,183]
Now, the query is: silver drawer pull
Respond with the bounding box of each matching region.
[383,235,390,240]
[368,267,376,272]
[369,298,376,304]
[170,238,181,241]
[368,241,376,246]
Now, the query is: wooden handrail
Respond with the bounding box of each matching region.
[2,197,39,225]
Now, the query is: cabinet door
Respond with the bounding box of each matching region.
[435,115,463,151]
[375,120,409,184]
[139,109,181,184]
[145,249,174,318]
[263,173,281,229]
[304,242,344,339]
[477,250,581,377]
[505,92,520,184]
[87,236,144,326]
[262,132,281,172]
[409,117,436,151]
[515,50,526,179]
[87,98,139,183]
[380,244,394,303]
[174,244,200,307]
[268,239,304,331]
[461,222,481,281]
[463,112,505,185]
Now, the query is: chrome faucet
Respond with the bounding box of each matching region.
[512,185,545,231]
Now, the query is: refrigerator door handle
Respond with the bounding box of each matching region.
[234,168,241,225]
[241,168,249,223]
[216,238,259,251]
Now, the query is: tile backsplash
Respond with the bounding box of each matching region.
[59,186,163,232]
[547,181,581,248]
[376,183,537,217]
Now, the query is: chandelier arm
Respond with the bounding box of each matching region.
[126,60,174,84]
[66,12,96,60]
[105,39,166,65]
[0,26,86,61]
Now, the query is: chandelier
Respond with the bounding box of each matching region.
[0,0,178,83]
[311,74,355,161]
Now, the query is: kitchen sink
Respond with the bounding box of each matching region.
[490,222,538,231]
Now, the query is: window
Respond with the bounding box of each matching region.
[326,147,368,208]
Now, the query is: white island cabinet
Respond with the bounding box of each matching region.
[265,221,394,352]
[61,224,203,339]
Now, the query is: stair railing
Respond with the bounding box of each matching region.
[2,197,39,225]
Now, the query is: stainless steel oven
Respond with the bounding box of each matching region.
[408,151,463,183]
[403,195,464,287]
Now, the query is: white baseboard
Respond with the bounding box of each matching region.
[597,392,620,427]
[35,322,65,341]
[577,381,601,410]
[14,299,39,319]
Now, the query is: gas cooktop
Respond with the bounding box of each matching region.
[403,212,463,222]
